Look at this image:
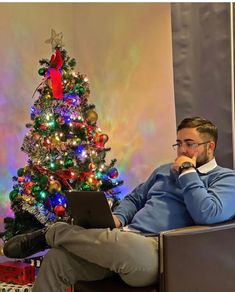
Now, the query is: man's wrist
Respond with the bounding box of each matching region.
[178,161,195,175]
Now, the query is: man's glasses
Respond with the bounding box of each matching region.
[172,141,210,151]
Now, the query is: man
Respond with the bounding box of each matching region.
[3,117,235,292]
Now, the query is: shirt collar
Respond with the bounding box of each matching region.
[197,158,217,174]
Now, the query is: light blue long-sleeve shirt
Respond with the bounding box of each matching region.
[113,159,235,234]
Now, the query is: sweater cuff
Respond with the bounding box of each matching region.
[178,171,202,190]
[178,168,197,178]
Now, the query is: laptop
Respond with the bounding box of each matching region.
[65,190,116,229]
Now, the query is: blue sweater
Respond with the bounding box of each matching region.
[113,160,235,234]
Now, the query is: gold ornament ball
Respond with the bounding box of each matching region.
[51,136,60,144]
[44,93,51,99]
[49,180,62,193]
[89,163,96,170]
[85,110,98,125]
[72,137,81,146]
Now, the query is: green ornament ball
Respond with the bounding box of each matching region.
[82,184,90,191]
[40,175,49,188]
[64,158,74,168]
[9,190,18,201]
[38,67,46,76]
[36,190,48,201]
[17,168,25,177]
[78,86,85,95]
[49,161,58,170]
[32,185,41,195]
[74,84,80,94]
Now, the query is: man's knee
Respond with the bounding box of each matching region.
[43,247,68,267]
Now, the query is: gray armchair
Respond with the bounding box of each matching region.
[74,220,235,292]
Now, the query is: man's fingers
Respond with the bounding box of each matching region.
[192,151,198,166]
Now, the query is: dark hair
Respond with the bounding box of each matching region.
[177,117,218,147]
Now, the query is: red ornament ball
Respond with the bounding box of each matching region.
[95,134,109,148]
[54,205,65,216]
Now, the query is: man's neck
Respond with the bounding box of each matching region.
[197,158,217,174]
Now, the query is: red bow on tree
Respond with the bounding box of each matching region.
[47,48,64,99]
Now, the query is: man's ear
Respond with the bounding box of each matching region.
[208,141,216,153]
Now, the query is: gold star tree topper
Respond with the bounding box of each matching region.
[45,29,64,51]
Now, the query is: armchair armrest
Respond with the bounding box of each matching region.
[159,220,235,292]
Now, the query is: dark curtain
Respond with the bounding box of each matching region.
[171,3,233,168]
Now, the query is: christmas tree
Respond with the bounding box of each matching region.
[2,30,123,241]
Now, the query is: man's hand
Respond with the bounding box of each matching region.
[112,214,122,228]
[172,154,197,173]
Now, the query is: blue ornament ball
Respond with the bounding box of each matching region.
[108,168,119,179]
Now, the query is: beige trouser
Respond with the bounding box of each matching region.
[33,222,159,292]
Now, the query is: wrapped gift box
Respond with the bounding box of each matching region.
[0,262,35,285]
[0,281,33,291]
[0,282,71,292]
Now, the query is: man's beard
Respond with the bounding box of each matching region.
[196,151,210,168]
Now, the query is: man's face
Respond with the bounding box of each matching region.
[176,128,214,167]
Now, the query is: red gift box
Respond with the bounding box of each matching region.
[0,261,35,285]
